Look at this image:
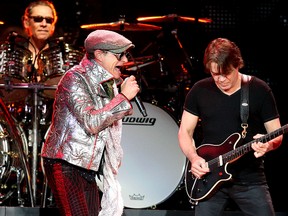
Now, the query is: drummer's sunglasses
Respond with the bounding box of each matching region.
[29,16,54,24]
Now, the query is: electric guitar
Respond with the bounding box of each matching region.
[185,124,288,202]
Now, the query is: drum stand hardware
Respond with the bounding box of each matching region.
[0,82,56,206]
[0,95,33,206]
[41,175,54,208]
[15,167,24,206]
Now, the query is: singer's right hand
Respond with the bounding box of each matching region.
[121,75,140,100]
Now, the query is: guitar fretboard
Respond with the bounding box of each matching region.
[209,124,288,168]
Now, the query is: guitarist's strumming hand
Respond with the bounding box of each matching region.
[190,155,210,179]
[251,134,275,158]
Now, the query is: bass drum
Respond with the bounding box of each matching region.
[112,102,185,208]
[0,113,28,203]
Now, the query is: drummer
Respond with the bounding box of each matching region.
[21,0,58,83]
[0,1,59,118]
[11,1,63,142]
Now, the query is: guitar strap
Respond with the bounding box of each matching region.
[240,74,250,138]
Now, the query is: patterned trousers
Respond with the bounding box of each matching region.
[42,158,100,216]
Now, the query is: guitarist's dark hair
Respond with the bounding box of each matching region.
[203,38,244,76]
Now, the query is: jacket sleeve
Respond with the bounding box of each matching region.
[57,70,133,135]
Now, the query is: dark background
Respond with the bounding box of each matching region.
[0,0,287,212]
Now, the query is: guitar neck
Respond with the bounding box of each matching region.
[214,124,288,165]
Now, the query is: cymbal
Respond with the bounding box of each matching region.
[123,55,156,68]
[123,61,144,67]
[133,55,155,62]
[137,14,212,23]
[80,21,162,31]
[125,59,159,71]
[123,55,158,67]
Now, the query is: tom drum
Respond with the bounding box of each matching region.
[0,41,32,102]
[38,39,84,99]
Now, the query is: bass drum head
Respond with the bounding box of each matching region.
[118,102,186,209]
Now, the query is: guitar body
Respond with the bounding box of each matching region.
[185,133,242,201]
[184,124,288,202]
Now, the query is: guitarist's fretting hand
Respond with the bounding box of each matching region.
[251,134,276,158]
[190,155,209,179]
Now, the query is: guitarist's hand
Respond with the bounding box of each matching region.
[190,155,210,178]
[252,134,273,158]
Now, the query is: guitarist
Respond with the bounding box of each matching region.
[178,38,283,216]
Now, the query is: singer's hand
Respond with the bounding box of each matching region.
[121,75,140,100]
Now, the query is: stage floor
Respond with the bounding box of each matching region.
[0,207,287,216]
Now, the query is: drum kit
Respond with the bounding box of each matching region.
[0,14,210,208]
[0,35,84,206]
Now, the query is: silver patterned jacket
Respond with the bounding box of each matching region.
[41,54,133,172]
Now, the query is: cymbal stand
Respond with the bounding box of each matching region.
[171,28,195,119]
[171,28,193,68]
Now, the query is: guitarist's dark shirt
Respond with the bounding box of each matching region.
[184,76,279,185]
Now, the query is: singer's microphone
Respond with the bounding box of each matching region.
[135,96,147,117]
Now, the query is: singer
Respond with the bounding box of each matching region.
[41,29,140,216]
